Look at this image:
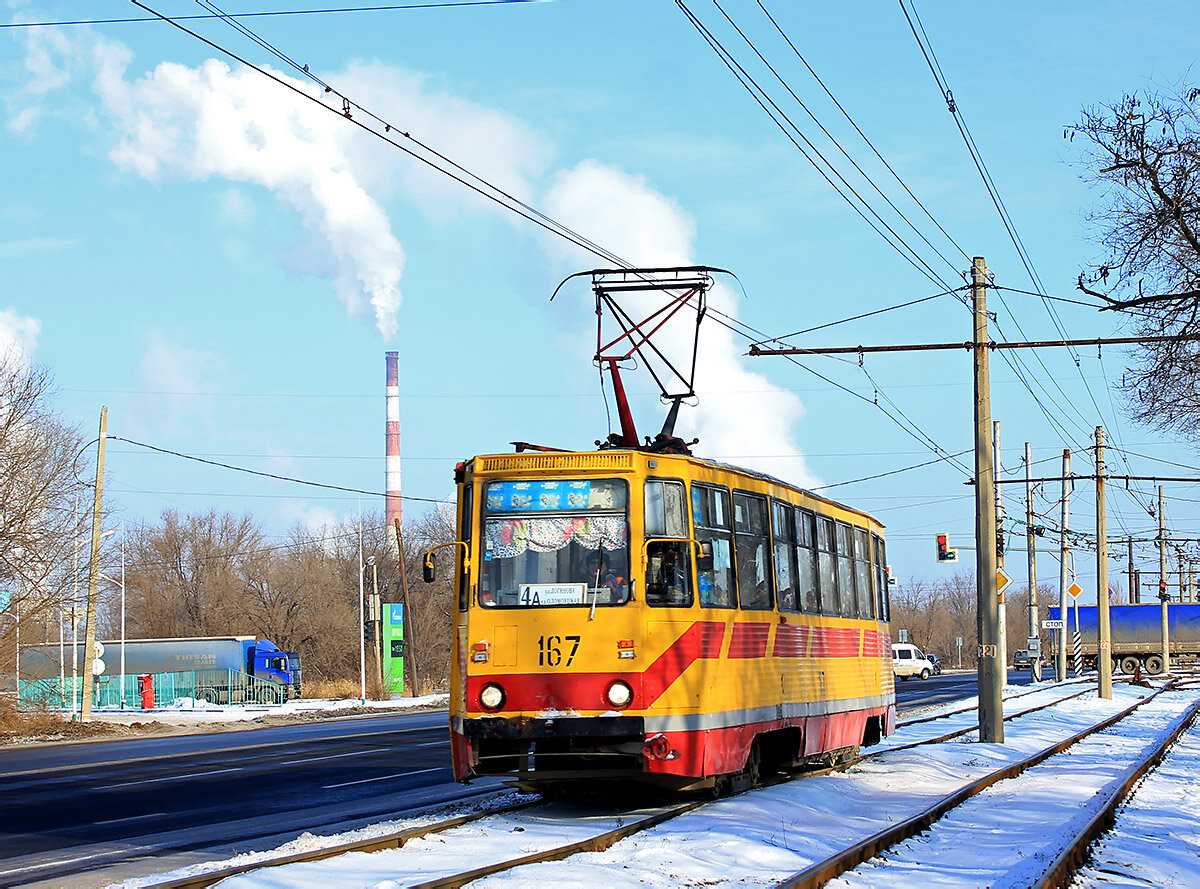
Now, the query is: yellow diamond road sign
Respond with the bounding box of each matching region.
[1068,582,1083,598]
[996,567,1012,593]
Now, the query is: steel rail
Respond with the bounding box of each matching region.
[773,682,1180,888]
[409,800,707,888]
[1035,696,1200,888]
[148,796,543,889]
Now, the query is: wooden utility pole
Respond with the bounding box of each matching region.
[1057,449,1071,678]
[1025,442,1040,681]
[973,257,1002,742]
[1095,427,1113,699]
[1159,486,1170,674]
[80,408,107,721]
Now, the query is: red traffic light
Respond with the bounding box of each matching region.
[935,533,957,563]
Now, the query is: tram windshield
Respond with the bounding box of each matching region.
[479,478,631,608]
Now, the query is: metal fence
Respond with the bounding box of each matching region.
[17,668,285,710]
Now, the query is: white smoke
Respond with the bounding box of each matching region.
[544,162,815,486]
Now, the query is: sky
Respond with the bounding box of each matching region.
[5,0,1200,604]
[116,682,1200,887]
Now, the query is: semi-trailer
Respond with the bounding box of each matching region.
[20,635,302,703]
[1072,603,1200,674]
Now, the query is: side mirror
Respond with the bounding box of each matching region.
[422,556,436,584]
[696,540,713,570]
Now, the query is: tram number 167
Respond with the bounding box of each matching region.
[537,635,581,667]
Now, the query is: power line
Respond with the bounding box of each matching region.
[0,1,536,28]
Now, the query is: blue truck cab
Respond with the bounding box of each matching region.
[248,639,303,699]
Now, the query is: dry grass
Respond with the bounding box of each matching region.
[0,697,131,745]
[304,675,391,700]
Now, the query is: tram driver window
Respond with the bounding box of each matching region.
[646,541,693,607]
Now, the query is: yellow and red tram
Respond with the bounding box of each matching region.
[431,447,895,794]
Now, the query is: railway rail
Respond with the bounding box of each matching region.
[142,681,1156,888]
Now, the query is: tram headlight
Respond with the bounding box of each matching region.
[605,680,633,709]
[479,683,506,711]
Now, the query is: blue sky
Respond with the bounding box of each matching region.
[5,0,1200,603]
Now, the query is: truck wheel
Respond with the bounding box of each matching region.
[1120,656,1140,675]
[196,688,220,705]
[1145,655,1165,675]
[256,686,278,705]
[919,668,931,680]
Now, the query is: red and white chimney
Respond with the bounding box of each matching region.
[385,351,402,537]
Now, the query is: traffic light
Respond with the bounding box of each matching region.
[936,533,959,563]
[1159,579,1169,602]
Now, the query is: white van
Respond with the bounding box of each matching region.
[892,642,935,680]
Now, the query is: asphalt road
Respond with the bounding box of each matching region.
[894,664,1059,713]
[0,709,504,888]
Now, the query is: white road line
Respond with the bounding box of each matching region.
[324,767,442,789]
[97,767,243,790]
[94,812,168,826]
[282,747,389,765]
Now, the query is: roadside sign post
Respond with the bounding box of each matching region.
[956,636,963,669]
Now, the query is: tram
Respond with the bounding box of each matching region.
[424,268,896,794]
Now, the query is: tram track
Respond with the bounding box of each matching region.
[775,681,1200,888]
[139,681,1152,888]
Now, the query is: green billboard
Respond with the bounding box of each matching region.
[383,603,405,695]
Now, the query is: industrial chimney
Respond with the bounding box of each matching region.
[385,351,402,540]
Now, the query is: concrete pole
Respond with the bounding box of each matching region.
[1159,486,1170,675]
[1095,427,1113,700]
[1128,537,1136,604]
[80,407,107,722]
[994,421,1007,686]
[1058,449,1071,679]
[1025,442,1040,681]
[1178,550,1185,603]
[972,257,1002,742]
[358,506,366,704]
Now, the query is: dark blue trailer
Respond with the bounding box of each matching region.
[1073,603,1200,674]
[21,636,303,702]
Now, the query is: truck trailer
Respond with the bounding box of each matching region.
[1072,603,1200,674]
[20,635,302,704]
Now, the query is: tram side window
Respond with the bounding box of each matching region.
[795,509,820,613]
[874,535,890,622]
[854,527,874,619]
[817,516,839,616]
[733,492,773,610]
[692,485,736,608]
[835,522,856,618]
[645,480,693,608]
[772,501,799,612]
[458,484,473,612]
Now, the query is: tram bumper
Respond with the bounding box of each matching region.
[458,714,655,788]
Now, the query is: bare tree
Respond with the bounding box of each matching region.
[1070,87,1200,435]
[0,355,90,679]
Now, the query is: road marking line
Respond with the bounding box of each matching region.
[283,747,389,765]
[97,767,243,790]
[324,767,442,789]
[94,812,167,826]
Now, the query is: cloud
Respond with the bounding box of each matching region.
[0,237,83,256]
[544,161,816,486]
[0,307,40,363]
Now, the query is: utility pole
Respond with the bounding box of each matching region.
[1025,442,1040,681]
[1128,537,1136,604]
[994,421,1007,686]
[973,257,1002,742]
[1058,449,1071,679]
[1095,427,1113,700]
[80,407,107,722]
[1159,486,1170,675]
[1179,550,1186,603]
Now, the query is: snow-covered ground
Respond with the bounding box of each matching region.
[108,681,1200,888]
[87,694,450,726]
